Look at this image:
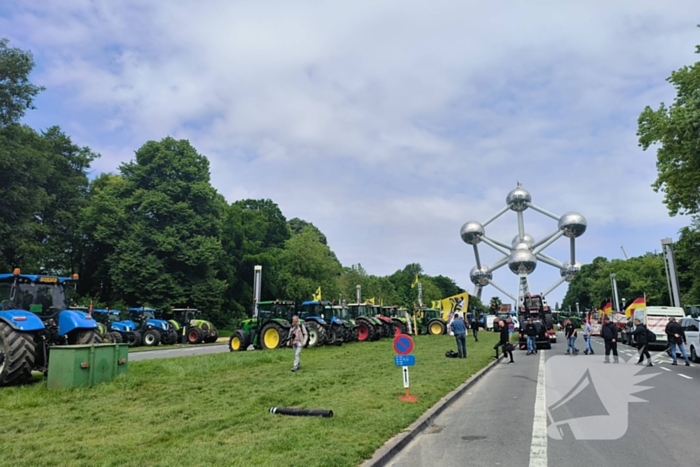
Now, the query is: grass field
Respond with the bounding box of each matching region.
[0,331,500,467]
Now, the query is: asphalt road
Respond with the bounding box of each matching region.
[128,343,229,361]
[388,333,700,467]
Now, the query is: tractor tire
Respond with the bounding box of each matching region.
[372,323,383,340]
[229,330,249,352]
[0,322,37,386]
[356,319,374,342]
[392,319,407,336]
[260,322,286,350]
[206,328,219,343]
[427,320,446,335]
[142,329,161,347]
[163,329,178,345]
[187,327,204,344]
[126,331,142,347]
[106,332,123,344]
[326,325,340,345]
[305,321,326,347]
[68,329,102,345]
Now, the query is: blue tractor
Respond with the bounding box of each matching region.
[0,269,101,386]
[92,309,142,347]
[298,300,348,346]
[128,307,178,346]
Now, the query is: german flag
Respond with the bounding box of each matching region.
[624,296,646,317]
[599,299,612,316]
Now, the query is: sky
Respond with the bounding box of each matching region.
[3,0,700,308]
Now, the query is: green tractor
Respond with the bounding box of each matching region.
[229,300,294,352]
[347,303,383,342]
[417,307,447,335]
[166,308,219,344]
[380,306,409,335]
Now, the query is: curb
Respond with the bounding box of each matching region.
[361,355,504,467]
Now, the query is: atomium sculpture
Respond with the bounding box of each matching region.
[460,184,586,306]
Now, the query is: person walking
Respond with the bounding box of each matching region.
[524,317,537,355]
[287,315,309,372]
[472,316,479,342]
[493,319,514,363]
[449,313,468,358]
[632,318,652,366]
[564,319,579,355]
[601,316,619,363]
[582,319,594,355]
[666,317,691,366]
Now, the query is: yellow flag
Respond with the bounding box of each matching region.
[365,297,375,305]
[440,292,469,321]
[411,275,419,289]
[431,300,441,309]
[312,286,322,301]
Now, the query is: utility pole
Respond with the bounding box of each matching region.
[253,265,262,318]
[661,238,682,308]
[610,273,620,313]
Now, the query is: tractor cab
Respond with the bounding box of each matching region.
[256,300,295,323]
[0,272,76,319]
[416,307,446,335]
[517,294,554,349]
[345,303,384,341]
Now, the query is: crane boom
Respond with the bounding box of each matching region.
[621,246,629,260]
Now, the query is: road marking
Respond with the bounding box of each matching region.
[529,350,547,467]
[679,374,693,380]
[660,367,671,372]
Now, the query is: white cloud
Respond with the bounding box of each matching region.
[3,0,699,306]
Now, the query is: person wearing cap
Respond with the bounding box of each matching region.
[666,317,690,366]
[449,312,468,358]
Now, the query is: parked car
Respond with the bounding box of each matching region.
[669,316,700,363]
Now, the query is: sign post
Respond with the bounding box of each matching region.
[393,334,418,402]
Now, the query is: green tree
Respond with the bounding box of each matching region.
[489,296,502,312]
[288,217,327,245]
[276,226,342,304]
[102,137,228,324]
[0,38,44,127]
[638,36,700,217]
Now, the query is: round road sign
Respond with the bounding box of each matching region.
[393,334,414,356]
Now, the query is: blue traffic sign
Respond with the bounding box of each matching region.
[395,354,415,366]
[393,334,414,355]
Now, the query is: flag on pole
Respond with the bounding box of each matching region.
[431,300,441,309]
[598,299,612,316]
[312,287,322,301]
[411,275,419,289]
[624,296,646,317]
[440,292,469,321]
[365,297,375,305]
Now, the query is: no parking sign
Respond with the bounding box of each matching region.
[393,334,417,402]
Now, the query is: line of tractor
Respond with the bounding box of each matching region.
[228,300,452,352]
[0,269,221,387]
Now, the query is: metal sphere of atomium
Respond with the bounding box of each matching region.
[511,234,535,249]
[508,249,537,275]
[460,221,485,245]
[558,212,587,238]
[560,260,582,282]
[506,187,532,212]
[469,265,492,286]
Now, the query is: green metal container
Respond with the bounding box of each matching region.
[47,343,129,390]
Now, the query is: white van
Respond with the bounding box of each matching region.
[678,316,700,363]
[485,314,497,331]
[640,306,686,347]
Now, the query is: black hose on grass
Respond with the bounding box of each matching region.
[269,407,333,418]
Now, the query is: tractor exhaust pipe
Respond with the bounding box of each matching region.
[269,407,333,418]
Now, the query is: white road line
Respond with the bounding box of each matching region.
[529,350,547,467]
[679,374,693,380]
[660,367,671,372]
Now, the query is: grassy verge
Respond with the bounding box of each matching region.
[0,332,498,467]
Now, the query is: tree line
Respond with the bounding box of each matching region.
[0,39,489,327]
